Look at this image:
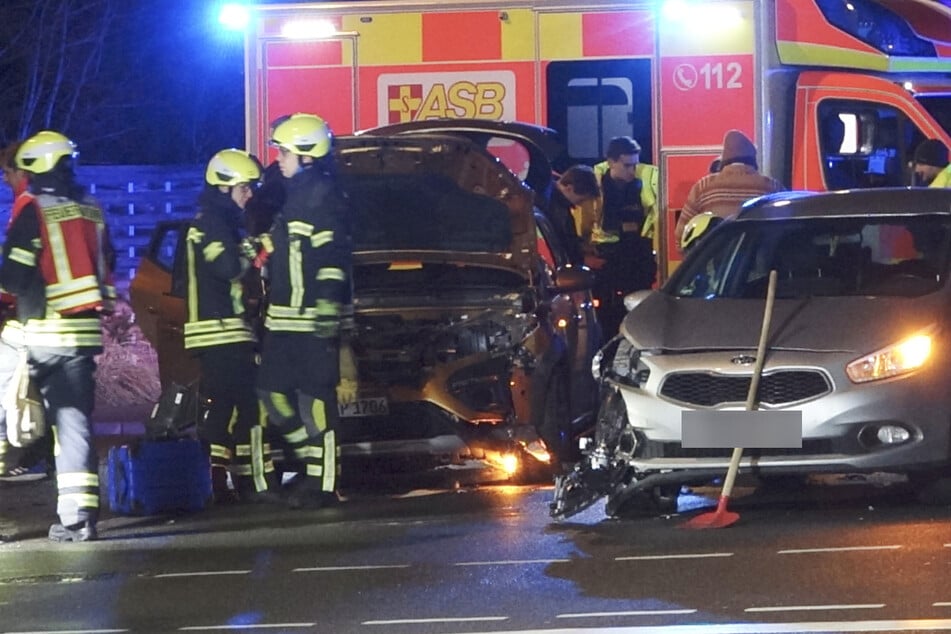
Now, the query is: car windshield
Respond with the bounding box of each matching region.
[669,215,951,299]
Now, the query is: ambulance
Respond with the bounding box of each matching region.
[242,0,951,279]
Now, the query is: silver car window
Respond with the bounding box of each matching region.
[670,215,951,299]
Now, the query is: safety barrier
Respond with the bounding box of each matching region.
[0,165,203,296]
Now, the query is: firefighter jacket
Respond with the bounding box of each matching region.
[265,166,351,338]
[0,189,116,356]
[0,183,35,314]
[183,188,255,350]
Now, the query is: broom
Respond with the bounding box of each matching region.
[683,269,778,529]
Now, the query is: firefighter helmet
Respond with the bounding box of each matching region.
[681,212,723,252]
[270,113,332,158]
[15,131,78,175]
[205,149,261,187]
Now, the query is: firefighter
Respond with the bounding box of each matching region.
[0,130,116,542]
[680,212,724,254]
[256,113,352,510]
[185,148,279,504]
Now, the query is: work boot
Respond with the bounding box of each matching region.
[287,478,340,510]
[212,466,239,505]
[234,474,283,505]
[48,521,98,543]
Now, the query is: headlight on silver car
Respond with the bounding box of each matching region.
[610,339,650,387]
[846,333,932,383]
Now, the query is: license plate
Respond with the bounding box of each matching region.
[338,397,389,418]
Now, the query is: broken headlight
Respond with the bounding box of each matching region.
[610,339,650,387]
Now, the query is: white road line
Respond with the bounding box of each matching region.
[2,631,128,634]
[179,625,315,631]
[412,620,951,633]
[454,559,570,566]
[293,564,411,572]
[745,604,885,613]
[154,570,250,579]
[616,553,733,561]
[362,616,508,625]
[777,546,902,554]
[2,630,128,634]
[934,602,951,607]
[557,609,698,618]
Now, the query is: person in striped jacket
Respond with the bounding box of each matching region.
[674,129,786,251]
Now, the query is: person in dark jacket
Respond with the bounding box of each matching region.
[548,165,600,266]
[256,113,352,509]
[0,130,116,542]
[185,149,279,504]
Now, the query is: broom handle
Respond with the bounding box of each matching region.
[721,270,778,499]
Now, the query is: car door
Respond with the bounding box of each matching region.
[129,221,199,389]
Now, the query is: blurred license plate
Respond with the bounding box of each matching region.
[338,397,389,418]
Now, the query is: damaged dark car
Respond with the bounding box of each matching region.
[131,127,601,485]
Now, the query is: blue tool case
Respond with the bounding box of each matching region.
[107,438,213,515]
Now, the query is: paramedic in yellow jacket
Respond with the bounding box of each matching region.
[582,136,658,336]
[910,139,950,188]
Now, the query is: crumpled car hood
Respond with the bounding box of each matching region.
[621,291,948,353]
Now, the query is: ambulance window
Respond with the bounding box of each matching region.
[547,59,652,169]
[917,95,951,139]
[817,100,915,189]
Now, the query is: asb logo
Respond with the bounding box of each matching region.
[378,71,516,125]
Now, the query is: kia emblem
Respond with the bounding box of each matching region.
[731,355,756,366]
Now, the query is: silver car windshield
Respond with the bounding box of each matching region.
[670,215,951,299]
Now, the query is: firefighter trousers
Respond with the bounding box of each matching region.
[197,342,273,493]
[257,333,340,493]
[30,350,98,527]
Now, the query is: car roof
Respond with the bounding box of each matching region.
[737,187,951,221]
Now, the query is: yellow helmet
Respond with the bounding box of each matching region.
[205,149,261,187]
[681,212,723,252]
[270,113,332,158]
[15,131,78,174]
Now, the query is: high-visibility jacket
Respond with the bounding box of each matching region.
[592,161,659,241]
[0,184,35,310]
[264,166,351,338]
[930,164,951,188]
[184,188,255,350]
[0,191,115,355]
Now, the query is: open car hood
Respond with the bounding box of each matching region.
[336,134,536,275]
[356,119,562,199]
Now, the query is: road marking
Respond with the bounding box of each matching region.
[934,602,951,607]
[429,620,951,633]
[2,631,128,634]
[179,625,314,631]
[363,616,508,625]
[557,609,698,618]
[454,558,570,566]
[615,552,733,561]
[777,546,902,554]
[745,604,885,613]
[293,564,411,572]
[154,570,250,578]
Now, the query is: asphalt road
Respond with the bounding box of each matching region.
[1,473,951,634]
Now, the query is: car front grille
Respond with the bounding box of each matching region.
[659,370,831,407]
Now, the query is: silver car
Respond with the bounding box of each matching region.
[552,187,951,518]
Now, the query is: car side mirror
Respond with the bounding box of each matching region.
[552,265,595,293]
